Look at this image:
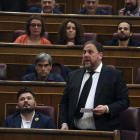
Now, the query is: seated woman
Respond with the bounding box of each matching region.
[56,19,84,45]
[14,15,51,44]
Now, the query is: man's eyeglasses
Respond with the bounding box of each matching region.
[37,64,50,68]
[86,1,96,4]
[30,23,42,28]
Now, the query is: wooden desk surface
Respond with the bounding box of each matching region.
[0,128,120,140]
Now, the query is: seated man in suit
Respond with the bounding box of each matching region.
[59,40,130,131]
[117,0,140,16]
[27,0,62,14]
[77,0,108,15]
[105,21,140,47]
[3,87,56,129]
[22,52,64,82]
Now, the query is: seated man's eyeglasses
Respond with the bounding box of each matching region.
[37,64,50,68]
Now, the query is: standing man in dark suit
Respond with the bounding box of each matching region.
[3,87,56,129]
[28,0,62,14]
[77,0,108,15]
[59,40,130,131]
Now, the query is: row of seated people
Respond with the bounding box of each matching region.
[2,86,140,140]
[11,14,140,47]
[0,0,139,16]
[1,54,140,83]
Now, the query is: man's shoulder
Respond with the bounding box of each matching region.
[22,73,37,81]
[5,112,20,120]
[48,73,65,82]
[27,7,42,13]
[77,8,87,14]
[96,8,108,15]
[129,39,140,46]
[35,112,51,120]
[53,9,63,14]
[105,39,118,46]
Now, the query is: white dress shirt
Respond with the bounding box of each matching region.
[74,62,103,129]
[21,111,35,128]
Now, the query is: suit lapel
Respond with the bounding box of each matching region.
[73,68,86,107]
[94,65,109,105]
[15,114,22,128]
[31,113,39,128]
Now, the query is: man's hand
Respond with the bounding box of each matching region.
[92,105,107,116]
[118,8,126,15]
[61,123,69,130]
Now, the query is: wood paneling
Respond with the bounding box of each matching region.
[0,128,120,140]
[0,43,139,83]
[0,81,139,128]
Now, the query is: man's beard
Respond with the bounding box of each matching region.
[118,35,131,41]
[126,1,138,11]
[20,107,35,114]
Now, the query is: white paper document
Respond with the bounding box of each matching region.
[80,108,93,113]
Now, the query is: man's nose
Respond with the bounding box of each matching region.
[89,2,93,6]
[41,66,45,70]
[45,2,49,6]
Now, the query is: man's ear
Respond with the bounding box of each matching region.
[99,52,103,60]
[35,101,37,107]
[130,32,133,37]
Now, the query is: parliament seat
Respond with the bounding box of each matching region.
[98,5,112,15]
[83,33,98,43]
[120,107,140,140]
[16,106,56,124]
[0,64,7,80]
[135,68,140,84]
[35,106,56,124]
[13,30,49,42]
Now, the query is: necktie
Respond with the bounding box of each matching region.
[75,72,95,119]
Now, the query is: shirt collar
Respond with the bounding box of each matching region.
[20,111,35,122]
[127,7,140,16]
[41,10,53,13]
[86,62,103,73]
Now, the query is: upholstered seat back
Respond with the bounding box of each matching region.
[13,30,49,42]
[120,107,140,140]
[83,33,98,43]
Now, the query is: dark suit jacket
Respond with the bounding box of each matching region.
[2,112,56,129]
[27,7,62,14]
[105,38,140,47]
[77,8,108,15]
[59,64,130,131]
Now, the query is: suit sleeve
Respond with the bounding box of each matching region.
[2,118,9,127]
[108,71,130,118]
[59,74,70,127]
[45,118,56,129]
